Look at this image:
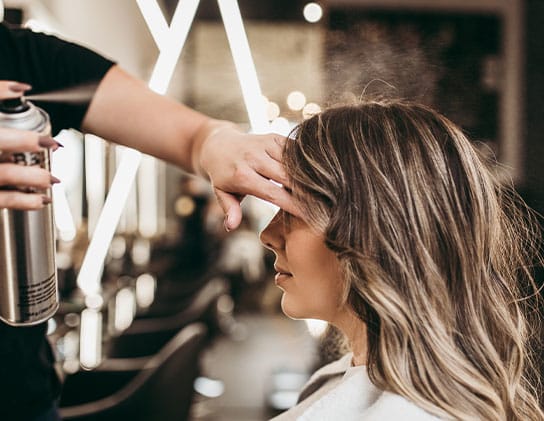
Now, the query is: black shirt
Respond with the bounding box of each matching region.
[0,22,114,135]
[0,22,114,420]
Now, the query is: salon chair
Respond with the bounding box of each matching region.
[59,322,207,421]
[105,277,228,358]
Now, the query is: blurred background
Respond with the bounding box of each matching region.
[1,0,543,420]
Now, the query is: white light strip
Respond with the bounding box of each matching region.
[77,148,141,295]
[217,0,269,133]
[137,155,158,237]
[84,134,105,239]
[78,0,269,294]
[147,0,201,94]
[114,287,136,332]
[135,0,169,47]
[52,183,76,242]
[117,146,139,235]
[79,308,102,369]
[137,0,200,236]
[136,273,156,308]
[77,0,196,295]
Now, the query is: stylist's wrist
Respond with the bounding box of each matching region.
[191,119,239,178]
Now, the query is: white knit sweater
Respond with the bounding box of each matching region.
[271,353,443,421]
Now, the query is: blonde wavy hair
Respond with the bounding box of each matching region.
[284,100,544,420]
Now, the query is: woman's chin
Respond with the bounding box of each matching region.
[280,296,311,320]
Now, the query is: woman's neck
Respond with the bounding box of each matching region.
[334,310,368,366]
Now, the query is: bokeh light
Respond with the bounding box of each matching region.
[303,3,323,23]
[286,91,307,111]
[302,102,322,119]
[267,101,280,120]
[270,117,291,136]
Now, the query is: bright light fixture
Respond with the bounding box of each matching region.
[79,308,102,369]
[287,91,307,111]
[270,117,292,136]
[266,101,280,121]
[136,273,156,308]
[78,0,196,296]
[302,102,322,119]
[303,3,323,23]
[79,0,271,295]
[52,183,76,242]
[77,147,141,296]
[114,287,136,332]
[217,0,269,133]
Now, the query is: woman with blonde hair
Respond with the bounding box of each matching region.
[261,100,544,420]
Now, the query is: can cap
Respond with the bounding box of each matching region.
[0,97,31,114]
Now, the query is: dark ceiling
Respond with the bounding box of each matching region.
[160,0,312,22]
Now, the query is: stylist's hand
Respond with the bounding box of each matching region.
[197,124,298,231]
[0,81,60,210]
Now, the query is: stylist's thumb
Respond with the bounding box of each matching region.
[214,188,243,232]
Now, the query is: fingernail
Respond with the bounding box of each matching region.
[42,196,52,205]
[50,140,64,152]
[224,217,230,232]
[38,136,57,148]
[50,175,61,184]
[8,82,32,93]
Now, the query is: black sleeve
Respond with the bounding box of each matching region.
[0,322,62,420]
[0,22,115,134]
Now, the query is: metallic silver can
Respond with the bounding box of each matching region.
[0,97,58,326]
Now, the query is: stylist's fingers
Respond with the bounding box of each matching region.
[214,188,243,231]
[0,164,56,190]
[253,157,289,188]
[215,178,301,231]
[264,134,287,162]
[0,127,58,153]
[0,81,32,99]
[0,191,49,210]
[239,175,300,218]
[255,134,290,186]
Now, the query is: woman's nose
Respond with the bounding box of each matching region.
[259,212,284,251]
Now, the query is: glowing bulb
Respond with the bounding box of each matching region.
[46,318,57,335]
[267,101,280,121]
[286,91,306,111]
[270,117,291,136]
[136,273,156,308]
[80,309,102,369]
[114,288,136,332]
[175,195,196,217]
[303,3,323,23]
[302,102,321,119]
[85,294,103,310]
[132,237,151,266]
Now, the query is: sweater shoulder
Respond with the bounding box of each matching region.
[364,391,444,420]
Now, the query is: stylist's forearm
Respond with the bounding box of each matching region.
[81,65,214,173]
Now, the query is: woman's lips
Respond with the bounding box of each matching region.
[274,265,292,285]
[274,271,292,285]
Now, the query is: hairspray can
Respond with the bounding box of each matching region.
[0,97,58,326]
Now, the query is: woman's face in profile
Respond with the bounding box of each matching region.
[260,210,344,322]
